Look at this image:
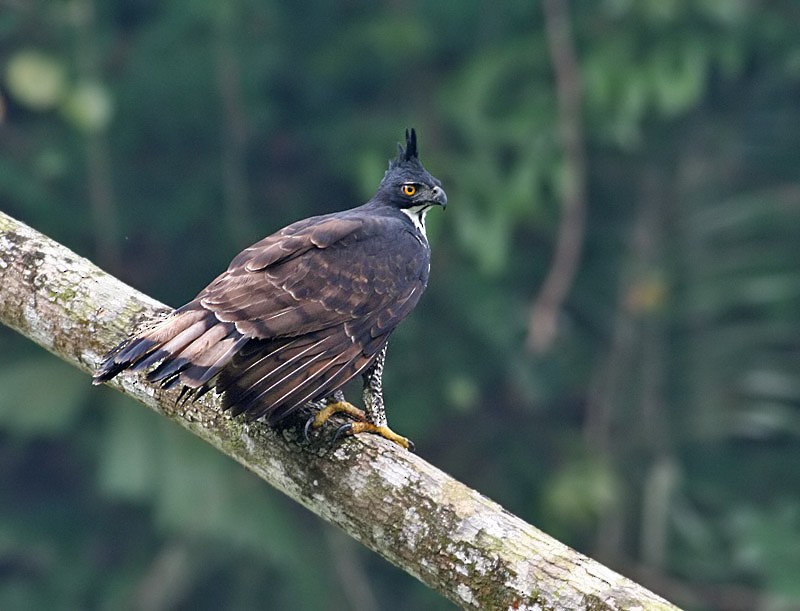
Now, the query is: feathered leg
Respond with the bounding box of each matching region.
[304,344,413,450]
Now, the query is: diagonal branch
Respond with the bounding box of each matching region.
[0,209,678,610]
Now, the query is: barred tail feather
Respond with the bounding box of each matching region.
[217,325,380,424]
[92,307,243,391]
[92,336,161,384]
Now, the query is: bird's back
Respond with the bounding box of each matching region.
[95,204,431,422]
[94,129,444,432]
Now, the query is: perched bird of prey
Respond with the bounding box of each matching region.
[94,129,446,450]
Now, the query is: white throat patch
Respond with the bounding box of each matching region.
[401,205,431,238]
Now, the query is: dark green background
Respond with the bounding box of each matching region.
[2,1,799,609]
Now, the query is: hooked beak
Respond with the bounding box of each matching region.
[431,185,447,209]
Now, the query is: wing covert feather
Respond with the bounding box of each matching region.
[197,213,429,343]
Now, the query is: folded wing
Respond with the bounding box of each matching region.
[94,211,429,422]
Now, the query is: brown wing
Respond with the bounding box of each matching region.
[199,215,378,339]
[94,210,430,423]
[204,212,430,421]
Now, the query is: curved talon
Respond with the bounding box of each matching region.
[332,422,353,445]
[303,400,365,443]
[303,415,316,442]
[302,399,412,451]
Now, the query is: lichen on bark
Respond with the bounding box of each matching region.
[0,210,680,611]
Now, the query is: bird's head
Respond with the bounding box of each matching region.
[376,129,447,216]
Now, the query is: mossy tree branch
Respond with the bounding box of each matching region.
[0,210,679,611]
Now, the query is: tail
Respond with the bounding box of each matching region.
[93,305,248,391]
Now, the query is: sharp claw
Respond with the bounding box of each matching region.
[302,400,410,450]
[303,415,316,442]
[407,439,416,453]
[332,423,353,446]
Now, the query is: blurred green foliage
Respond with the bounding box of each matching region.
[2,1,800,609]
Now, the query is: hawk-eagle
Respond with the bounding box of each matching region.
[93,129,446,450]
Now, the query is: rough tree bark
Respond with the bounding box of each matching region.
[0,210,679,611]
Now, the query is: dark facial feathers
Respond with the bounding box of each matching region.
[381,127,441,193]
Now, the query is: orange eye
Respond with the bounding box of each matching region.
[402,184,417,196]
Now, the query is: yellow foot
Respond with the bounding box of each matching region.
[303,401,414,451]
[314,400,366,427]
[341,421,414,451]
[303,400,365,440]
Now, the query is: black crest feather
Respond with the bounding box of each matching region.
[404,128,417,160]
[390,128,418,169]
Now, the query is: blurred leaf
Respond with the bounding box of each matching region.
[60,81,114,133]
[97,394,161,500]
[728,502,800,597]
[99,398,302,566]
[443,374,480,413]
[0,358,87,435]
[542,458,622,530]
[4,50,66,111]
[649,38,707,117]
